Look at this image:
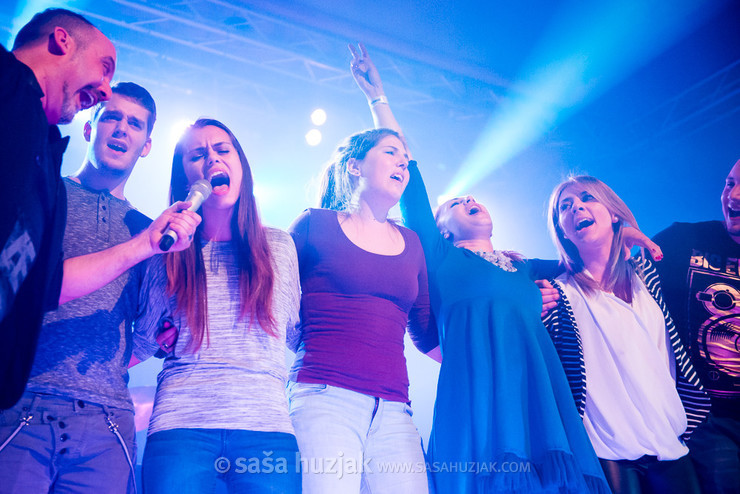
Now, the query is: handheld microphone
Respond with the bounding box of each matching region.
[158,179,212,251]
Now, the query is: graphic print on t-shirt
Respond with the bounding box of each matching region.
[0,217,37,320]
[688,249,740,400]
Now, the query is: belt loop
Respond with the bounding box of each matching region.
[25,393,42,416]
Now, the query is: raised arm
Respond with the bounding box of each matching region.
[349,43,412,160]
[59,201,201,304]
[349,44,447,265]
[401,162,447,254]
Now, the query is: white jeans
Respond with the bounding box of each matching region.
[287,382,429,494]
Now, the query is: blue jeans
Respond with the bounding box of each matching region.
[287,382,429,494]
[142,428,300,494]
[0,391,136,494]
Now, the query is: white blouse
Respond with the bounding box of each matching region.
[556,271,688,461]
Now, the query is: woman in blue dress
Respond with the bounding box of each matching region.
[348,43,609,493]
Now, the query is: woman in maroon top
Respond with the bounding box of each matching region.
[287,127,441,493]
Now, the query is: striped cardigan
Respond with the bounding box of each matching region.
[542,256,711,440]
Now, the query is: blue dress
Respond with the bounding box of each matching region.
[400,162,609,493]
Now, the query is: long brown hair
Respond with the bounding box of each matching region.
[548,175,640,303]
[166,118,276,352]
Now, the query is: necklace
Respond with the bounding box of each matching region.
[473,250,518,272]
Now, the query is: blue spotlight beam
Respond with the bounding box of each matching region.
[444,0,724,199]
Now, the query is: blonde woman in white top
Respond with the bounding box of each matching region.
[543,175,711,494]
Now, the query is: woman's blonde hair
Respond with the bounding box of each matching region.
[547,175,640,303]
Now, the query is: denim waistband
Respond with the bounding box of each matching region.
[16,391,129,419]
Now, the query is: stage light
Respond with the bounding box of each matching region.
[169,119,193,147]
[443,0,710,199]
[436,194,455,206]
[253,183,271,205]
[305,129,322,146]
[310,109,327,126]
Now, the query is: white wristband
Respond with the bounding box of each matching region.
[369,95,389,107]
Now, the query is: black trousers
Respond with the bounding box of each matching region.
[600,454,700,494]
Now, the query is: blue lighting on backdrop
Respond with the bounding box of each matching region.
[444,0,717,200]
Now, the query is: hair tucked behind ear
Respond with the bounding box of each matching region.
[319,128,400,211]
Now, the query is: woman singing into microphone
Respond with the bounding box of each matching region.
[134,118,302,494]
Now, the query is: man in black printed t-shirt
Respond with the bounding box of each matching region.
[653,158,740,494]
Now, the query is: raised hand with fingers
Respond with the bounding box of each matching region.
[349,42,410,157]
[349,42,384,101]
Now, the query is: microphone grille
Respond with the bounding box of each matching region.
[190,179,213,197]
